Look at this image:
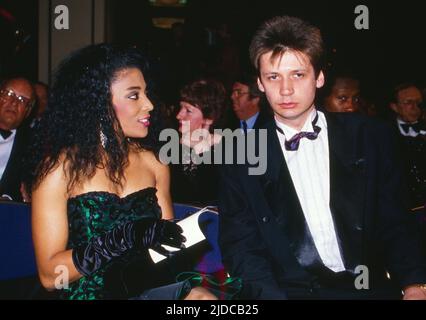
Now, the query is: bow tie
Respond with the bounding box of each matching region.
[400,121,423,134]
[276,113,321,151]
[0,128,12,140]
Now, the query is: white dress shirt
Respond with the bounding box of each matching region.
[0,129,16,180]
[240,112,260,131]
[397,118,426,137]
[275,109,345,272]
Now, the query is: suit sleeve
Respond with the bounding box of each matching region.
[218,163,287,299]
[375,122,426,287]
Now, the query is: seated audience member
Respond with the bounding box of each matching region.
[29,44,217,300]
[323,74,361,113]
[421,84,426,122]
[0,77,34,201]
[389,83,426,210]
[30,81,48,128]
[219,15,426,300]
[171,78,226,206]
[228,72,271,132]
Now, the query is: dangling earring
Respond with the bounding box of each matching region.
[100,130,107,148]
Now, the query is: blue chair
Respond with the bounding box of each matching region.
[0,202,37,281]
[172,203,224,274]
[0,202,223,279]
[0,202,225,298]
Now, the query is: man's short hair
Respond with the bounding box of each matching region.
[234,72,263,99]
[391,83,421,103]
[249,15,325,77]
[0,77,36,108]
[180,78,226,125]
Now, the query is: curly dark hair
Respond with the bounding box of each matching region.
[179,78,227,130]
[27,44,164,193]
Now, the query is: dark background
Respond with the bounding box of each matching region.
[1,0,425,109]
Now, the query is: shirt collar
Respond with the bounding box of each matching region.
[397,118,418,126]
[275,108,320,139]
[241,112,260,130]
[0,129,16,142]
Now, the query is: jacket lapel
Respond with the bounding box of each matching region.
[0,131,19,185]
[260,120,324,272]
[261,114,367,275]
[325,113,366,272]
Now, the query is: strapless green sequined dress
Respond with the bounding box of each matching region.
[62,187,185,300]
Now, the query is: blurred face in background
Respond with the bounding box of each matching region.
[324,77,360,113]
[176,101,212,134]
[0,78,34,130]
[231,82,260,121]
[391,86,423,123]
[34,83,48,117]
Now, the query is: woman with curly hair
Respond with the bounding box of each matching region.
[171,78,226,205]
[28,44,216,300]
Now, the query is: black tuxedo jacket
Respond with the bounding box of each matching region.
[0,127,29,202]
[391,119,426,208]
[218,112,426,299]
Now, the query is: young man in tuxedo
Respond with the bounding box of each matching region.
[218,15,426,299]
[0,77,34,201]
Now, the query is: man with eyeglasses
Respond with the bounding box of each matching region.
[229,72,271,133]
[0,77,35,202]
[389,83,426,218]
[390,83,425,138]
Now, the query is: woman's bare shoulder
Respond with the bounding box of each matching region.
[138,149,169,173]
[32,155,69,204]
[34,155,67,188]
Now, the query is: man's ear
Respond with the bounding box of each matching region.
[257,77,265,92]
[24,106,33,119]
[389,103,399,114]
[202,118,213,127]
[316,71,325,89]
[251,96,261,104]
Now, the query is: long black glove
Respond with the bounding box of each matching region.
[72,218,186,277]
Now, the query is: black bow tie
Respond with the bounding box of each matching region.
[276,113,321,151]
[0,128,12,139]
[400,122,423,134]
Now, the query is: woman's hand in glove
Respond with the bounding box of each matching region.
[134,218,186,256]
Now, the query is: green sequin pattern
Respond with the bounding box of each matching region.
[62,187,161,300]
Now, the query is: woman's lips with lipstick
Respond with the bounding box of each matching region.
[138,116,150,127]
